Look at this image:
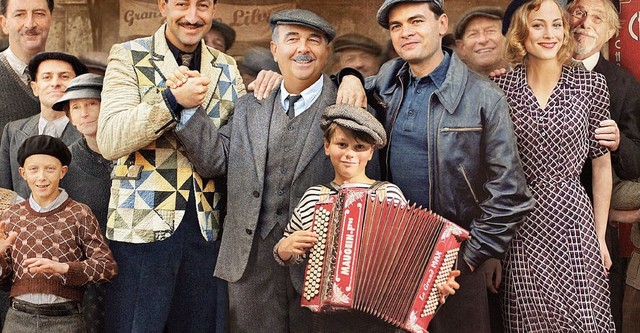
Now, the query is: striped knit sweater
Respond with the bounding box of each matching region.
[277,182,406,266]
[0,198,117,302]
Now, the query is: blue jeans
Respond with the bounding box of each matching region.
[104,202,226,333]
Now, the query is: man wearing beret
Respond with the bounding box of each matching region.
[96,0,246,332]
[335,0,535,331]
[329,33,383,77]
[0,51,84,200]
[454,7,509,77]
[173,8,360,332]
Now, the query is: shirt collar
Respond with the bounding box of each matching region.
[2,47,29,83]
[29,188,69,213]
[408,52,451,89]
[166,36,202,70]
[573,52,599,71]
[279,74,325,117]
[38,116,70,137]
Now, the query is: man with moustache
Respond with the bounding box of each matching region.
[172,9,349,332]
[454,7,509,76]
[568,0,640,329]
[97,0,245,332]
[0,0,53,134]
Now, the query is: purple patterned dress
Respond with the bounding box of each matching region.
[493,65,615,332]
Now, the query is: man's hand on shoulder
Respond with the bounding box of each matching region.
[248,70,283,100]
[337,75,367,108]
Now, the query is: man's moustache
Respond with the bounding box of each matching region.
[293,54,314,62]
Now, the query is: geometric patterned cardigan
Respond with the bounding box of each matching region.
[97,24,246,244]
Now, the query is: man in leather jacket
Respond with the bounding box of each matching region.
[337,0,535,331]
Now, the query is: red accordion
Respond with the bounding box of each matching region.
[301,187,470,333]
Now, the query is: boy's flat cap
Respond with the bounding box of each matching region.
[17,135,72,167]
[270,9,336,42]
[377,0,444,29]
[321,104,387,148]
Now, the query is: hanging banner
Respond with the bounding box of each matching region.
[118,1,295,41]
[217,3,295,42]
[119,0,163,38]
[609,0,640,80]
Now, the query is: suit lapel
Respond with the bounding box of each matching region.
[293,76,335,180]
[200,45,222,113]
[247,96,274,185]
[17,115,39,141]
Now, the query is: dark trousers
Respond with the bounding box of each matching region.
[227,227,311,333]
[104,202,225,333]
[428,254,492,333]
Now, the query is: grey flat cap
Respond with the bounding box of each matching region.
[270,9,336,42]
[332,33,382,56]
[454,7,504,39]
[320,104,387,148]
[377,0,444,29]
[52,73,104,111]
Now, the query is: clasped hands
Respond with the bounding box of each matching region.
[0,222,69,276]
[165,66,210,109]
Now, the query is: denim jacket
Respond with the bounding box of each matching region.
[364,49,534,268]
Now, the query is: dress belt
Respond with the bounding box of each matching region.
[11,298,81,316]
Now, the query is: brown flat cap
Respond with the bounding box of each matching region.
[320,104,387,148]
[455,6,504,39]
[332,33,382,56]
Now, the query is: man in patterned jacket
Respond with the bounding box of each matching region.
[96,0,245,332]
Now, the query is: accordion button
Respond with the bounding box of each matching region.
[245,229,253,235]
[252,191,260,198]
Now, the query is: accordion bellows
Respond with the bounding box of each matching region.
[301,187,470,333]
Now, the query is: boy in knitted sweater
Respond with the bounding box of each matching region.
[0,135,116,333]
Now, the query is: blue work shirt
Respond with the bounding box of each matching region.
[388,52,451,208]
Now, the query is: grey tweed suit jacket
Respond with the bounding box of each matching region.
[0,114,80,198]
[176,75,337,285]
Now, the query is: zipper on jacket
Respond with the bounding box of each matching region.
[440,127,482,132]
[458,165,479,205]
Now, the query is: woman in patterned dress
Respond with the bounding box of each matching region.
[492,0,615,331]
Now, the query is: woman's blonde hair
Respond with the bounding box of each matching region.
[504,0,575,65]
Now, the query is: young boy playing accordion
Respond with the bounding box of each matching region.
[274,104,460,332]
